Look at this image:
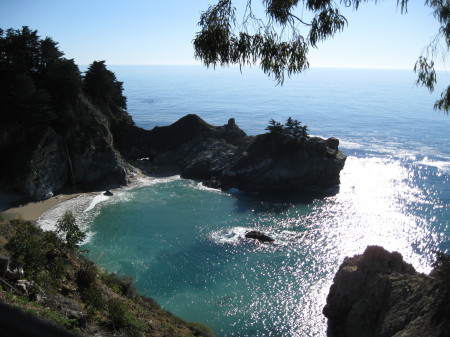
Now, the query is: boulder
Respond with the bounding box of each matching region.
[323,246,450,337]
[103,190,113,196]
[245,231,275,243]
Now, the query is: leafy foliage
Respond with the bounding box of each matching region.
[56,210,86,252]
[107,298,145,336]
[4,219,67,286]
[4,212,85,286]
[266,117,309,140]
[5,220,46,281]
[0,26,129,131]
[0,27,82,124]
[413,0,450,113]
[195,1,450,112]
[83,60,127,110]
[99,270,136,298]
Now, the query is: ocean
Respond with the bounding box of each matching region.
[38,66,450,336]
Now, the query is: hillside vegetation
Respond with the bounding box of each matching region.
[0,215,215,337]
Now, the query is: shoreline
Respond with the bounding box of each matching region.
[0,164,180,223]
[0,189,88,223]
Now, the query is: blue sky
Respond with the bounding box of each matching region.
[0,0,445,70]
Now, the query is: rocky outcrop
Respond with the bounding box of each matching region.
[245,231,275,243]
[116,114,346,193]
[114,114,248,160]
[1,107,345,199]
[323,246,450,337]
[221,134,346,192]
[115,114,251,180]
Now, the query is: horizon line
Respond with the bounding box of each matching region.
[77,63,447,71]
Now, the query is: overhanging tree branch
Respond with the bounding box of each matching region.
[194,0,449,112]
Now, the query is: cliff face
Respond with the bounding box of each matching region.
[64,96,130,190]
[0,124,68,200]
[323,246,450,337]
[0,95,131,200]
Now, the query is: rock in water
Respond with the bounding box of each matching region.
[104,190,113,196]
[323,245,450,337]
[221,133,346,192]
[115,114,346,193]
[245,231,275,243]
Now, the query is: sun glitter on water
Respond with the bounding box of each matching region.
[37,152,447,337]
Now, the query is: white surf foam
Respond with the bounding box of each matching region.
[418,157,450,172]
[131,175,181,188]
[83,194,110,213]
[37,175,182,243]
[210,226,249,245]
[209,226,305,248]
[193,181,224,194]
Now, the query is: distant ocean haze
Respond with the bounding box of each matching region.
[41,66,450,337]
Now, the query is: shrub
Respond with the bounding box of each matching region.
[187,322,217,337]
[76,261,97,290]
[265,117,309,141]
[5,219,69,287]
[100,271,136,298]
[81,286,105,312]
[107,298,145,336]
[5,220,46,281]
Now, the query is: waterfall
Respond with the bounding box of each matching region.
[65,140,76,189]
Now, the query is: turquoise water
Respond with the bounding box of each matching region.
[40,67,450,336]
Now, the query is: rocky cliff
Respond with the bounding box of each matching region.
[1,109,346,199]
[116,114,346,192]
[0,94,132,200]
[323,246,450,337]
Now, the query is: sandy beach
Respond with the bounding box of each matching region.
[0,165,174,223]
[0,190,87,223]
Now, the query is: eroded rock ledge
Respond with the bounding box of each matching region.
[323,246,450,337]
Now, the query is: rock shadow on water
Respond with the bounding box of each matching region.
[229,186,340,214]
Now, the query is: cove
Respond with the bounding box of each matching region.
[39,154,443,336]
